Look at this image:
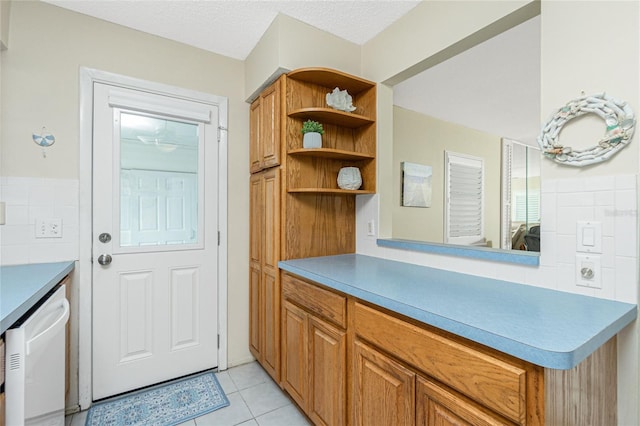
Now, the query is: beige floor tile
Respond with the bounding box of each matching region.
[255,404,311,426]
[195,392,252,426]
[227,361,271,391]
[240,380,292,418]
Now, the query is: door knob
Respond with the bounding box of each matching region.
[97,254,112,266]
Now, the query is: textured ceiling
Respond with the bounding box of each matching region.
[43,0,421,60]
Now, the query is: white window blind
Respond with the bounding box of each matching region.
[444,151,484,245]
[513,191,540,223]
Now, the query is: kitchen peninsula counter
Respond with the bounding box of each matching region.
[279,254,636,370]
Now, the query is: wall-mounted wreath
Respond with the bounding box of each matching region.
[537,93,635,167]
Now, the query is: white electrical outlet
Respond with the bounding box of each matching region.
[367,219,376,237]
[35,218,63,238]
[575,254,601,289]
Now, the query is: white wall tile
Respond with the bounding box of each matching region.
[594,190,614,206]
[29,204,55,224]
[556,206,594,233]
[614,256,638,303]
[1,180,29,205]
[555,234,576,264]
[541,178,557,194]
[601,236,615,267]
[584,176,616,192]
[6,205,29,225]
[1,177,79,265]
[1,225,33,246]
[615,175,636,190]
[556,178,585,193]
[539,231,557,267]
[29,184,56,205]
[557,191,594,207]
[541,192,557,232]
[29,242,78,264]
[594,206,615,237]
[524,265,557,290]
[598,267,616,301]
[0,245,30,265]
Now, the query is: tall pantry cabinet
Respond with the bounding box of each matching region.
[248,68,376,383]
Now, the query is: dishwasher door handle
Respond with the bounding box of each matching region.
[26,298,70,356]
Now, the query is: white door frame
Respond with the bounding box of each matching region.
[78,67,228,409]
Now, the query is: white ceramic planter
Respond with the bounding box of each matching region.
[303,132,322,149]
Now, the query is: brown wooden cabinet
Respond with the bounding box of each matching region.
[250,78,282,173]
[353,301,541,426]
[249,168,281,381]
[281,273,347,426]
[249,68,377,382]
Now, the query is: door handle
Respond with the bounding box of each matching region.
[97,254,112,266]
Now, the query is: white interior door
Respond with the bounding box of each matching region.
[92,82,219,400]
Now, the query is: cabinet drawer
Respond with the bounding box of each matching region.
[282,273,346,328]
[354,302,526,424]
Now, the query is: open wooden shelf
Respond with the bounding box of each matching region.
[288,188,376,195]
[288,148,375,161]
[289,108,374,128]
[286,67,375,95]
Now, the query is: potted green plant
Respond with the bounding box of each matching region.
[301,119,324,148]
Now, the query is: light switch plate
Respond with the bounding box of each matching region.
[576,221,602,253]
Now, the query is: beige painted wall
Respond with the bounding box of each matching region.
[244,13,361,101]
[0,0,9,50]
[392,107,501,246]
[540,1,639,178]
[361,0,534,85]
[1,0,252,400]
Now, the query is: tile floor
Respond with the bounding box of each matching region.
[65,361,312,426]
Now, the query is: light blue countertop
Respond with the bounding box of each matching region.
[279,254,637,370]
[0,261,75,334]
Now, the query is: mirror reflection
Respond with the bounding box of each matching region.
[390,15,541,253]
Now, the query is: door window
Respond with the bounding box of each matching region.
[115,111,204,251]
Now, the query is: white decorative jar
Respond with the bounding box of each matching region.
[303,132,322,148]
[337,167,362,190]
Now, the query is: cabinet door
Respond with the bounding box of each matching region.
[282,301,308,409]
[261,168,280,380]
[249,97,262,173]
[309,316,347,426]
[417,376,516,426]
[249,264,261,358]
[353,341,415,426]
[262,269,280,381]
[248,169,280,382]
[260,78,281,170]
[248,174,262,359]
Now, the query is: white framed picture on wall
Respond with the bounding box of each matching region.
[401,162,432,208]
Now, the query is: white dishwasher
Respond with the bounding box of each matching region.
[5,284,69,426]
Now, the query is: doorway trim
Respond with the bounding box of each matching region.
[78,67,228,409]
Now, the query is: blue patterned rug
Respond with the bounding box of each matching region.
[85,371,229,426]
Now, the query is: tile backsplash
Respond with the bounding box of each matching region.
[0,176,79,265]
[356,174,638,305]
